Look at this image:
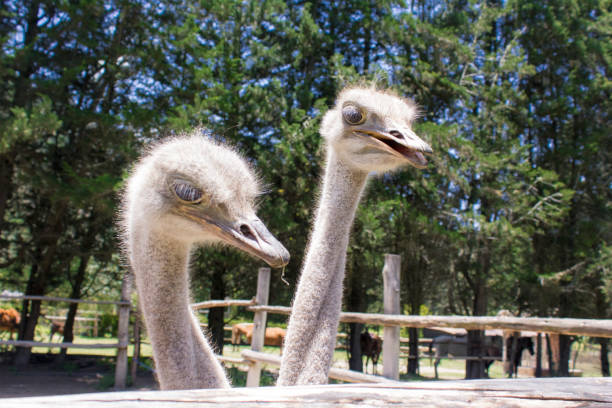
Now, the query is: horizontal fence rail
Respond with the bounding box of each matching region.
[192,298,256,311]
[247,305,612,338]
[240,350,399,384]
[0,340,123,349]
[0,294,129,306]
[43,315,98,322]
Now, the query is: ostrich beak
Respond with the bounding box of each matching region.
[175,205,290,268]
[354,123,432,169]
[226,217,291,268]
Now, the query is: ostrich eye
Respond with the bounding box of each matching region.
[342,104,366,125]
[173,183,203,203]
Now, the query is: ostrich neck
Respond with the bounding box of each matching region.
[278,150,368,385]
[131,228,229,389]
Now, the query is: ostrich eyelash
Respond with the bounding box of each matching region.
[173,183,203,203]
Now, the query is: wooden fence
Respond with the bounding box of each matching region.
[3,254,612,394]
[0,274,132,389]
[191,258,612,386]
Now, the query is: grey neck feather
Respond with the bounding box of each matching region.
[131,227,230,390]
[278,149,368,385]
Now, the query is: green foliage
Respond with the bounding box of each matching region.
[0,95,62,154]
[226,366,277,387]
[98,313,119,338]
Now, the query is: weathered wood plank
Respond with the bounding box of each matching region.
[246,268,270,387]
[3,378,611,407]
[0,294,129,306]
[114,273,132,390]
[217,355,248,365]
[247,306,612,338]
[382,254,401,380]
[43,316,99,321]
[240,350,398,384]
[191,298,256,310]
[0,340,121,349]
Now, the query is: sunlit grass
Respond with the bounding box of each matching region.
[29,335,153,358]
[31,334,604,380]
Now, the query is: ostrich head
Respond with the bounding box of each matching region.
[123,133,289,268]
[320,87,432,173]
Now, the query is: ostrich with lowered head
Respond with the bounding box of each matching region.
[120,132,289,390]
[278,86,432,385]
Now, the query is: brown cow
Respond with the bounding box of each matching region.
[0,308,20,340]
[231,323,286,353]
[231,323,254,350]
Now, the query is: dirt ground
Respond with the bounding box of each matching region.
[0,353,157,399]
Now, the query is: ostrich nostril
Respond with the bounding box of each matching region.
[240,224,256,240]
[389,130,403,139]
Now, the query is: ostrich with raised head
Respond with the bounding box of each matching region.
[278,86,432,385]
[120,132,289,390]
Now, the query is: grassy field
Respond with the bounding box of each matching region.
[19,333,605,382]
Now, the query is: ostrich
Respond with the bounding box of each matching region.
[120,132,289,390]
[278,86,432,385]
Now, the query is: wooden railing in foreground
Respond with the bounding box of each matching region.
[3,377,612,407]
[192,298,256,310]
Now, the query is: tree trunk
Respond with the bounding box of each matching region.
[466,330,485,379]
[207,267,225,354]
[546,334,556,376]
[15,256,47,365]
[15,203,66,365]
[15,299,42,366]
[558,335,574,377]
[17,262,38,341]
[58,254,90,362]
[0,155,14,227]
[535,333,543,377]
[346,253,365,372]
[348,322,363,372]
[407,327,419,375]
[466,249,488,380]
[600,338,610,377]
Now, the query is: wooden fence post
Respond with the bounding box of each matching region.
[130,308,141,383]
[382,254,400,380]
[114,273,132,390]
[246,268,270,387]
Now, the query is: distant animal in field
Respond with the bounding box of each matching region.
[430,335,467,379]
[48,320,65,342]
[231,323,254,350]
[232,322,286,353]
[360,328,382,374]
[430,335,501,379]
[0,308,20,340]
[506,336,535,378]
[482,344,502,377]
[248,327,286,353]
